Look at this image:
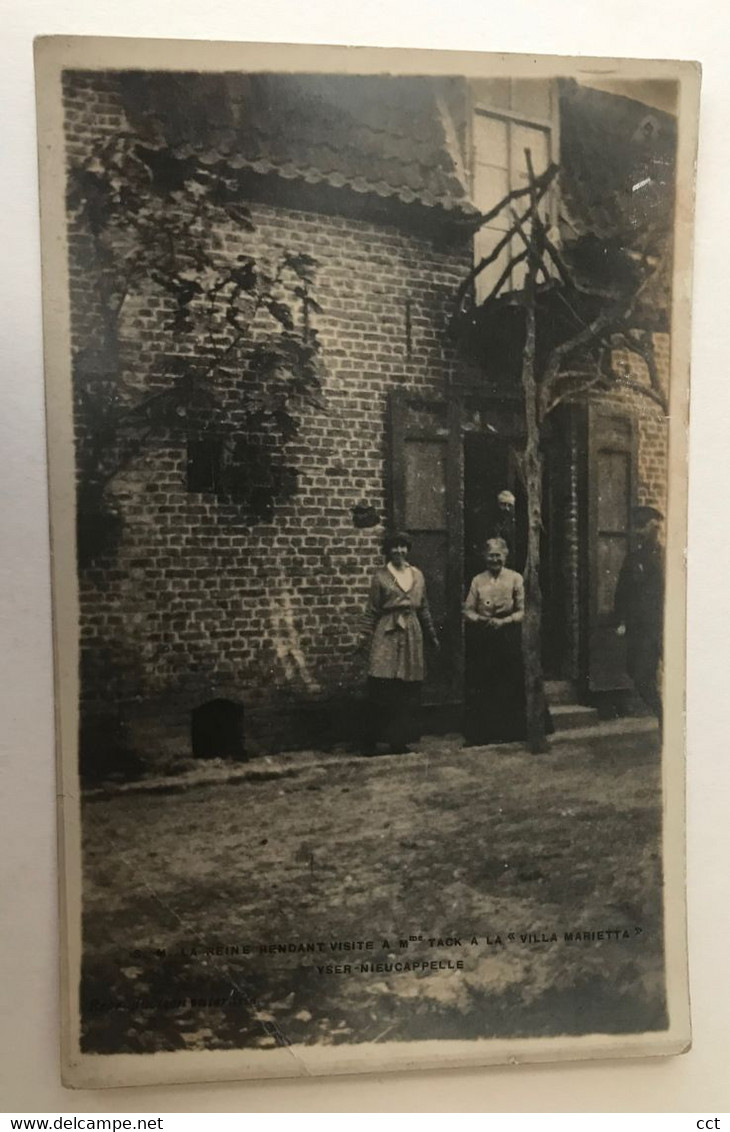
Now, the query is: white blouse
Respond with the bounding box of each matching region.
[463,568,525,623]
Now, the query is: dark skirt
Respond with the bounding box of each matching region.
[364,677,422,753]
[464,622,527,744]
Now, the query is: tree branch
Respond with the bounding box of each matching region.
[539,300,633,422]
[542,361,607,418]
[611,329,668,413]
[508,208,552,287]
[613,374,669,413]
[454,226,515,311]
[453,174,555,312]
[475,162,558,230]
[536,225,574,289]
[108,262,141,328]
[482,249,530,306]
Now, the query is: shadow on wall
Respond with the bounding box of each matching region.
[79,712,145,784]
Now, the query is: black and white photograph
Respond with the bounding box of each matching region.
[33,38,698,1088]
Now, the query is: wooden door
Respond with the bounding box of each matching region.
[388,390,463,706]
[586,404,637,692]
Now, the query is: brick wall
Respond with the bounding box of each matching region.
[64,71,473,763]
[610,335,670,513]
[64,72,671,768]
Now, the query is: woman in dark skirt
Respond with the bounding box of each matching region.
[463,537,527,745]
[359,531,439,755]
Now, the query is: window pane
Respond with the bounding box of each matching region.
[473,113,508,168]
[510,124,550,181]
[511,237,528,292]
[404,441,447,529]
[472,163,510,221]
[510,80,552,120]
[473,227,514,303]
[471,78,510,110]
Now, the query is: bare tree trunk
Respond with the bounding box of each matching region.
[520,196,549,754]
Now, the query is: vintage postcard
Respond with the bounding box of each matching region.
[34,37,699,1088]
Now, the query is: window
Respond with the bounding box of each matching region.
[187,435,222,494]
[186,430,298,519]
[470,80,558,303]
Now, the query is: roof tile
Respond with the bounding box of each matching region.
[120,72,476,214]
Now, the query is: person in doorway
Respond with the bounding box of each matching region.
[359,531,439,755]
[463,537,526,745]
[466,487,519,584]
[614,505,665,725]
[493,489,517,565]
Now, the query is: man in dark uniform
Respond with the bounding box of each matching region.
[614,505,665,724]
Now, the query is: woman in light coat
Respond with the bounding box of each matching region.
[359,531,439,755]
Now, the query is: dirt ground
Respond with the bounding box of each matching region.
[80,724,667,1054]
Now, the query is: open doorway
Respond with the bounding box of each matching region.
[463,423,571,682]
[463,432,525,585]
